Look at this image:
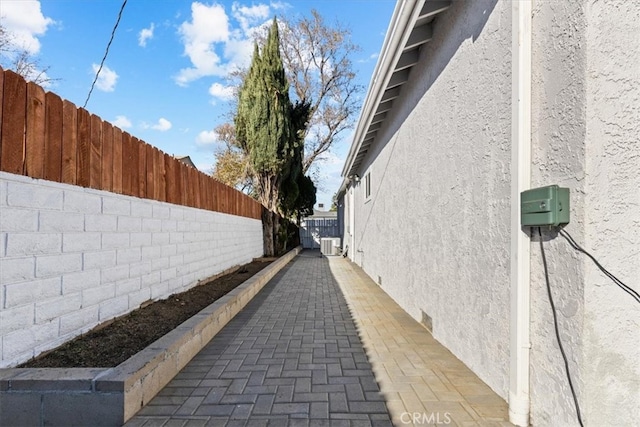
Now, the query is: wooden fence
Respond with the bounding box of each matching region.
[0,67,261,219]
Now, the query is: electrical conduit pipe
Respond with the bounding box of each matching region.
[509,0,532,425]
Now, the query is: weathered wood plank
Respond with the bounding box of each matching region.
[164,153,175,204]
[89,114,102,189]
[189,165,197,207]
[121,132,133,196]
[179,162,188,206]
[205,175,213,211]
[200,174,208,210]
[76,108,91,188]
[101,120,113,192]
[211,179,219,212]
[44,92,63,182]
[194,168,201,209]
[112,126,123,194]
[1,71,26,174]
[131,134,140,198]
[156,148,166,202]
[25,82,46,179]
[145,143,155,200]
[135,137,145,198]
[61,100,78,184]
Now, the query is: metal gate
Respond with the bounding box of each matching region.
[300,218,339,249]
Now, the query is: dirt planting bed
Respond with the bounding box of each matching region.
[19,259,273,368]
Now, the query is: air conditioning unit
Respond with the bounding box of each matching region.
[320,238,341,256]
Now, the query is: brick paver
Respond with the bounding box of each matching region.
[127,251,392,426]
[127,251,512,426]
[328,256,512,427]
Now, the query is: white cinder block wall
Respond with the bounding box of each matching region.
[0,172,263,368]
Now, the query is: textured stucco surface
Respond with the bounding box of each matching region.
[530,1,640,425]
[529,1,589,425]
[348,0,512,400]
[343,0,639,424]
[582,0,640,424]
[0,172,263,368]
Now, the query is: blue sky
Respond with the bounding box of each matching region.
[0,0,396,208]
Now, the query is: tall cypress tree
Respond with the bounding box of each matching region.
[235,18,312,255]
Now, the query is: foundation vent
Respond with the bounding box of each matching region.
[421,310,433,333]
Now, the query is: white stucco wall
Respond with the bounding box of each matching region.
[530,1,640,425]
[345,1,639,423]
[349,0,512,399]
[582,0,640,424]
[0,172,263,368]
[529,1,588,424]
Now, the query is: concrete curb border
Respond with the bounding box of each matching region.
[0,247,301,426]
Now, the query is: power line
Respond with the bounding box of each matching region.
[537,227,584,427]
[83,0,128,109]
[559,229,639,304]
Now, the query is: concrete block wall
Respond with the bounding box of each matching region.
[0,172,263,368]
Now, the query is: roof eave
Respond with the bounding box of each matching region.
[341,0,452,178]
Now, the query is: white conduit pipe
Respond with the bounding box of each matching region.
[509,0,532,425]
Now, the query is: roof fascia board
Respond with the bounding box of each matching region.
[341,0,427,177]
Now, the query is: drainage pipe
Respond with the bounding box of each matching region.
[509,0,532,425]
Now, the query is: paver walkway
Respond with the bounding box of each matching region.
[328,257,512,427]
[127,251,511,427]
[127,251,391,426]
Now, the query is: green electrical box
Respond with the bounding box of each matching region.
[520,185,570,227]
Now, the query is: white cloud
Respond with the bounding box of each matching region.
[269,1,290,11]
[152,118,172,131]
[232,3,270,33]
[0,0,55,54]
[222,37,254,70]
[175,1,280,86]
[141,118,172,131]
[195,162,211,173]
[359,52,380,63]
[92,64,118,92]
[208,82,235,101]
[113,115,132,129]
[196,129,219,146]
[175,2,230,86]
[234,3,270,19]
[138,23,155,47]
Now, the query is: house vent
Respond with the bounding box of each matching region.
[320,238,341,256]
[421,310,433,333]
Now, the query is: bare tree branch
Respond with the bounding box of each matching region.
[0,22,59,86]
[211,123,255,194]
